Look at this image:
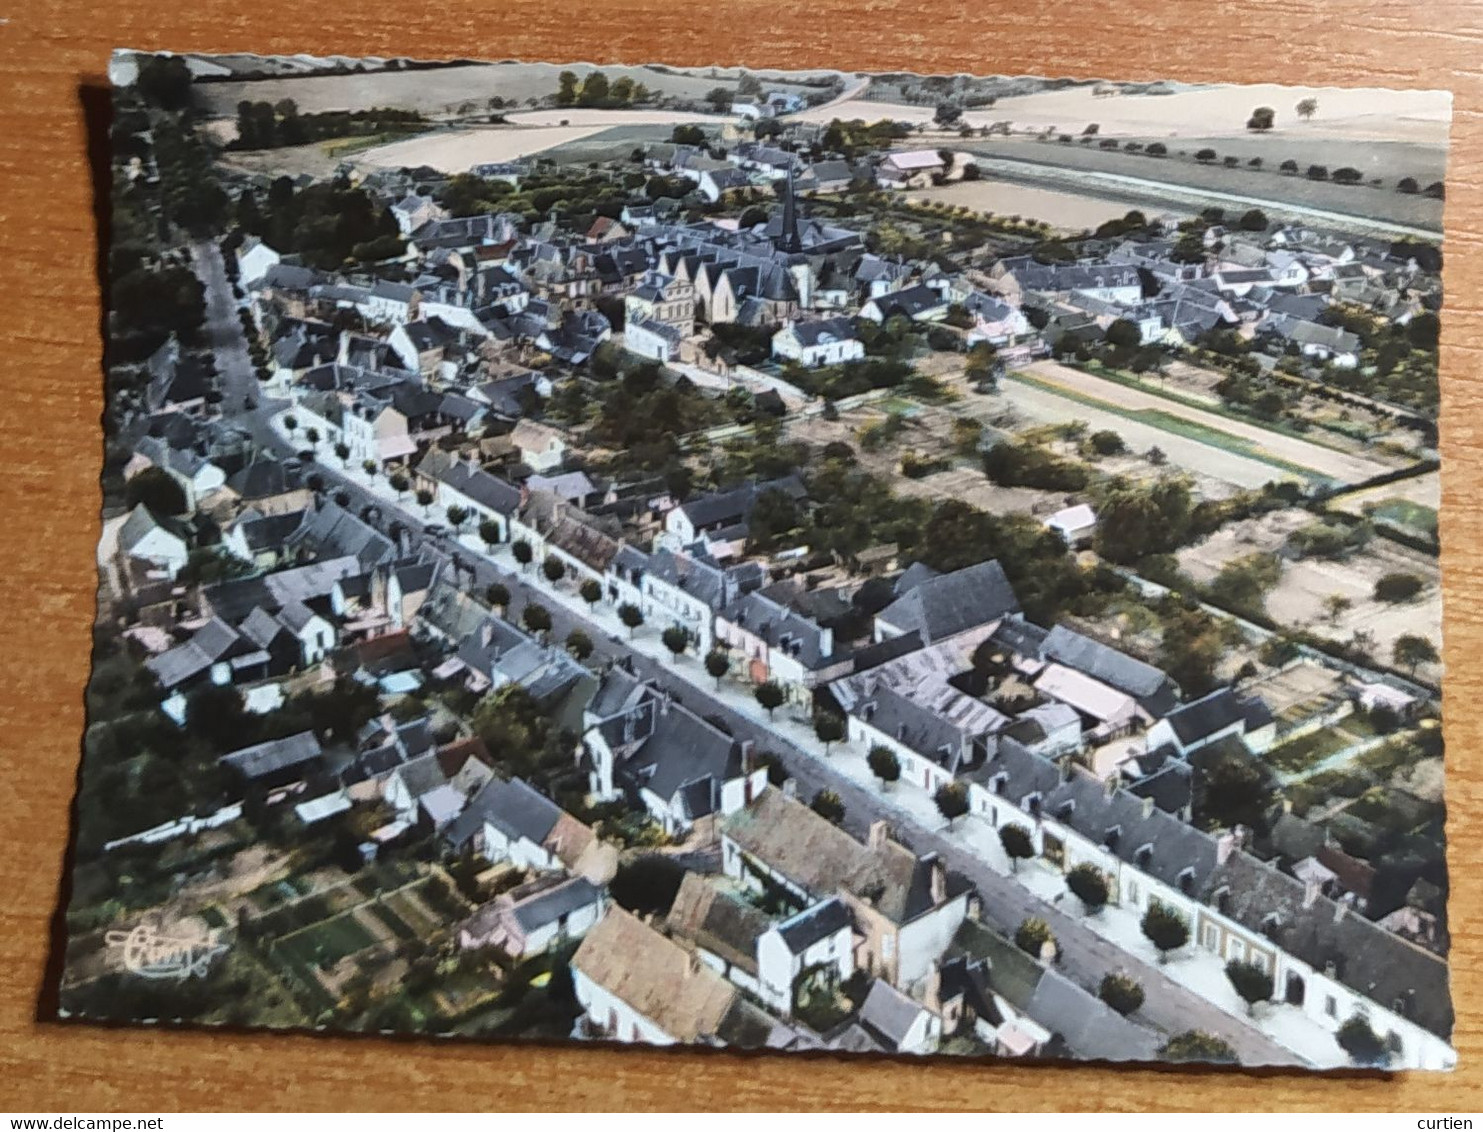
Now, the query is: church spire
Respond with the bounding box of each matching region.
[777,162,803,254]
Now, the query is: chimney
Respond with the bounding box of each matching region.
[1334,893,1353,923]
[1302,877,1321,909]
[1141,795,1155,819]
[782,778,799,799]
[686,950,702,978]
[1216,830,1237,866]
[738,738,755,771]
[868,820,891,850]
[1103,773,1118,798]
[928,854,947,906]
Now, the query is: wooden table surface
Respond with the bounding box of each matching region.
[1,0,1478,1111]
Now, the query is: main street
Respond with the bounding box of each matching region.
[192,243,1308,1068]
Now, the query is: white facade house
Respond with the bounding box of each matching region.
[755,899,855,1016]
[771,318,864,367]
[510,420,567,472]
[236,237,281,286]
[1044,503,1097,548]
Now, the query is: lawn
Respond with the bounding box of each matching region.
[273,913,378,970]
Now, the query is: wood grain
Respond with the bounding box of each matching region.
[1,0,1479,1111]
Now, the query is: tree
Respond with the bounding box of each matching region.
[1066,863,1110,914]
[1246,106,1275,132]
[617,602,644,637]
[1239,208,1268,231]
[867,744,901,789]
[521,602,552,636]
[388,472,409,499]
[511,539,533,571]
[1099,973,1145,1016]
[485,582,510,612]
[933,102,963,128]
[999,823,1035,873]
[1295,97,1319,121]
[541,555,565,584]
[810,789,845,824]
[565,629,594,661]
[1393,633,1439,675]
[1279,159,1299,175]
[1397,176,1420,194]
[1322,592,1353,625]
[333,442,350,466]
[1195,147,1218,164]
[124,467,187,516]
[283,414,299,435]
[1374,572,1424,603]
[814,713,845,753]
[414,487,434,514]
[1015,917,1054,959]
[478,518,501,547]
[362,460,378,479]
[661,625,689,660]
[1408,310,1441,351]
[1141,901,1189,963]
[1332,166,1363,185]
[556,70,579,106]
[1306,164,1329,181]
[1224,958,1273,1015]
[1160,1031,1238,1064]
[579,578,602,609]
[1088,429,1126,456]
[705,86,732,112]
[1104,318,1142,349]
[933,782,969,829]
[704,649,730,689]
[1145,142,1167,157]
[446,504,469,532]
[1336,1014,1390,1067]
[754,680,784,719]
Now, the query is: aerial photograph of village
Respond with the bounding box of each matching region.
[64,49,1451,1071]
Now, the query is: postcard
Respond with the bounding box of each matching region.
[64,50,1450,1070]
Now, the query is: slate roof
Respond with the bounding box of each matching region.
[785,316,858,347]
[677,475,806,533]
[1040,625,1178,715]
[775,897,852,953]
[718,590,833,669]
[145,617,245,689]
[876,559,1019,643]
[1164,686,1270,747]
[510,876,603,933]
[857,980,927,1050]
[285,502,395,571]
[220,730,322,781]
[415,449,523,515]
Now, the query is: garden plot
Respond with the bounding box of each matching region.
[1175,508,1441,668]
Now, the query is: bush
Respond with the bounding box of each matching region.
[1160,1030,1238,1064]
[1145,142,1167,157]
[1088,429,1126,457]
[1141,900,1189,962]
[1099,973,1145,1016]
[1015,916,1054,958]
[1306,164,1329,181]
[1224,958,1273,1014]
[1066,863,1110,913]
[1373,572,1424,603]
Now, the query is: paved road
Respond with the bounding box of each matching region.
[190,244,1306,1068]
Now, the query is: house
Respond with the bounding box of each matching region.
[771,317,864,367]
[219,730,324,793]
[856,979,942,1054]
[624,316,685,363]
[662,476,807,553]
[390,193,445,236]
[509,420,567,472]
[721,789,972,990]
[859,283,950,324]
[235,236,281,286]
[145,617,261,693]
[876,150,946,188]
[571,906,780,1048]
[127,436,227,512]
[458,875,606,959]
[1044,503,1097,548]
[414,448,522,542]
[115,504,190,582]
[583,678,768,834]
[755,898,855,1016]
[697,166,752,202]
[1265,315,1363,368]
[874,559,1019,643]
[1144,685,1276,756]
[1036,624,1181,718]
[442,775,615,883]
[664,872,772,996]
[713,589,843,707]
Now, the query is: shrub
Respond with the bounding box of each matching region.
[1066,863,1110,913]
[1373,572,1424,603]
[1088,429,1126,456]
[999,823,1035,872]
[1225,958,1274,1014]
[1015,916,1054,958]
[1141,900,1189,962]
[1099,973,1145,1016]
